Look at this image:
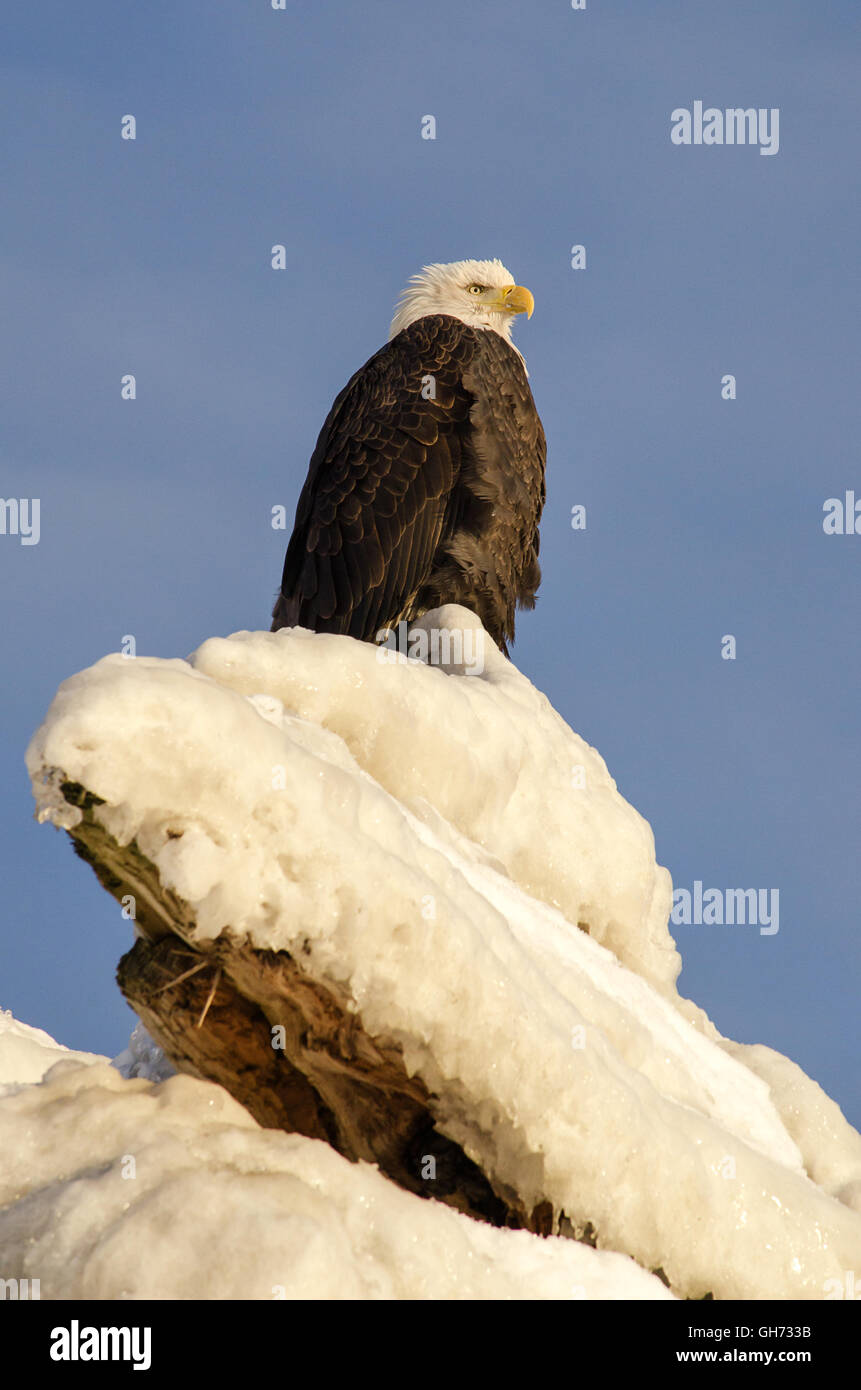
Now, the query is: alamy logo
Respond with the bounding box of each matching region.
[824,1271,860,1300]
[823,492,861,534]
[376,621,485,676]
[50,1321,151,1371]
[0,1277,40,1299]
[0,497,40,545]
[671,102,779,156]
[671,881,779,936]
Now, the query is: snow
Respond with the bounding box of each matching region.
[0,1054,672,1301]
[0,1010,102,1084]
[192,609,679,993]
[14,605,861,1299]
[723,1041,861,1212]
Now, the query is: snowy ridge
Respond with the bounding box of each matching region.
[0,1058,672,1300]
[17,607,861,1299]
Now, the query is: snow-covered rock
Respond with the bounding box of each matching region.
[17,608,861,1298]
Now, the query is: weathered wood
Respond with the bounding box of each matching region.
[61,779,539,1230]
[117,937,335,1145]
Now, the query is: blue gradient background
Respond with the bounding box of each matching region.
[2,1,859,1127]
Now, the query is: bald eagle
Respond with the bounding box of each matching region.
[271,259,546,654]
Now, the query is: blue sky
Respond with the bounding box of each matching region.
[2,0,859,1129]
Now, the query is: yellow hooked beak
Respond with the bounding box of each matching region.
[489,284,535,319]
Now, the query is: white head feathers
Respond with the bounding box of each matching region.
[388,259,534,362]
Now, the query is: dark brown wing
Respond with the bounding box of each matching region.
[271,314,546,650]
[429,326,546,645]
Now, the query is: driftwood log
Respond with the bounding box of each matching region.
[60,779,564,1235]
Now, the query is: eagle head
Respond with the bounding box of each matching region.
[388,259,534,349]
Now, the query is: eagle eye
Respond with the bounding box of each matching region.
[467,283,485,295]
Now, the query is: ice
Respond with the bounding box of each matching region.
[15,607,861,1298]
[111,1020,175,1084]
